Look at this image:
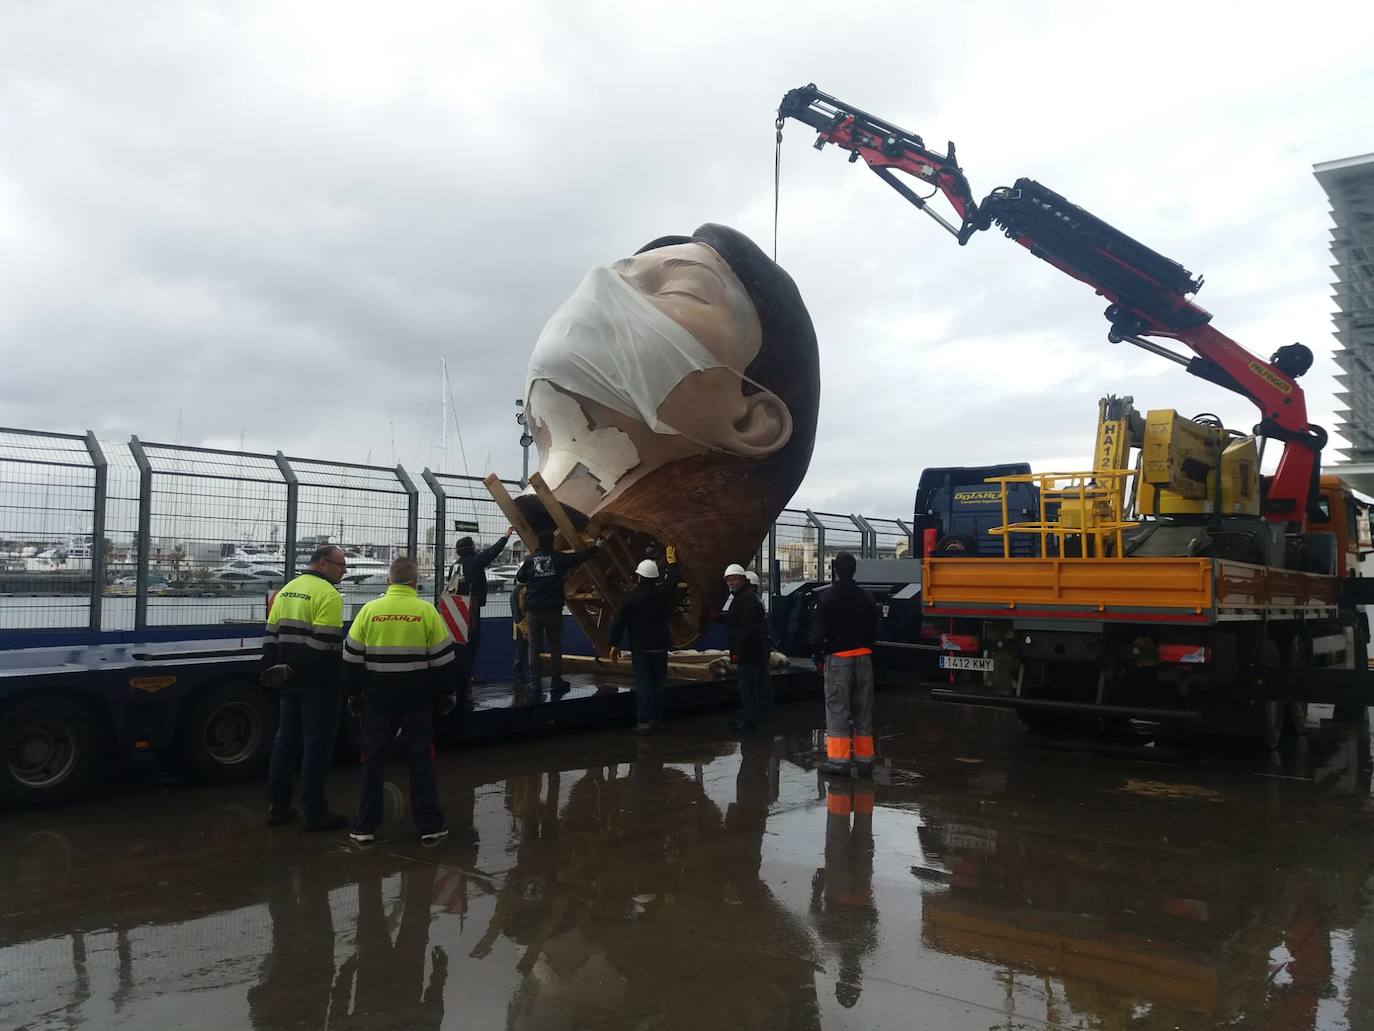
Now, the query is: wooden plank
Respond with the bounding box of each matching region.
[557,653,725,682]
[485,473,612,656]
[527,472,620,655]
[484,474,539,552]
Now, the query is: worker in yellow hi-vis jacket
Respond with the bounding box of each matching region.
[342,555,459,845]
[262,543,347,831]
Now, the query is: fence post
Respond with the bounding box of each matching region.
[83,431,107,631]
[274,453,299,579]
[767,523,777,598]
[850,514,875,559]
[895,518,915,558]
[395,465,419,560]
[805,509,825,581]
[129,436,152,631]
[422,469,446,604]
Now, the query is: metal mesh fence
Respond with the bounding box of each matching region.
[0,429,100,630]
[868,517,914,559]
[771,508,820,588]
[0,427,911,633]
[136,442,289,629]
[423,473,526,605]
[810,510,866,572]
[288,458,417,616]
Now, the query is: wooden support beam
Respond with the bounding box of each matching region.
[490,472,612,657]
[526,473,620,655]
[484,475,539,552]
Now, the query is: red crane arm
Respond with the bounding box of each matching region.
[778,84,1325,524]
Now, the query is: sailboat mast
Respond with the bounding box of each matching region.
[440,357,449,463]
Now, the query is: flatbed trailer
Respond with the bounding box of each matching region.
[0,627,816,809]
[922,552,1374,745]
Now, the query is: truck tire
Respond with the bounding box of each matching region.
[1283,634,1311,741]
[1257,700,1284,751]
[1334,624,1369,726]
[934,533,979,556]
[176,680,276,785]
[1251,638,1283,750]
[1,697,105,809]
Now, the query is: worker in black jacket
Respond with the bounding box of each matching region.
[446,528,513,692]
[810,552,879,776]
[722,563,770,732]
[515,530,604,697]
[608,554,681,733]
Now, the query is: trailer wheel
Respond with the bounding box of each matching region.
[0,697,105,809]
[176,681,276,785]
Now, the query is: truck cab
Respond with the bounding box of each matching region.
[1306,475,1373,578]
[914,464,1041,558]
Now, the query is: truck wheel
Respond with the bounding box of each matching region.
[1257,701,1284,751]
[176,681,276,785]
[1,697,105,809]
[1334,624,1369,726]
[934,533,979,556]
[1283,634,1311,741]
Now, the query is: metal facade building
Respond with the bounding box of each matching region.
[1317,153,1374,494]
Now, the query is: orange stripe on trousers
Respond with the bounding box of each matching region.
[826,736,852,760]
[853,735,875,760]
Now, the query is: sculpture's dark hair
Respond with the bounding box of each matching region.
[636,223,820,489]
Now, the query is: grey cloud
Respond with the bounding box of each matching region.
[1,2,1370,523]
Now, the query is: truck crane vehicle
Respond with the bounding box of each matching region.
[777,84,1374,745]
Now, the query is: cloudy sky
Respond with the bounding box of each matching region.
[3,0,1371,520]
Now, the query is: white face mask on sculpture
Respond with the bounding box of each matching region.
[526,265,764,437]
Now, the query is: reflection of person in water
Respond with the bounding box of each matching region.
[247,864,337,1030]
[475,748,821,1029]
[811,780,878,1009]
[330,868,446,1030]
[523,224,820,641]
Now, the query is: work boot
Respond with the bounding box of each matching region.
[420,827,449,847]
[303,812,349,832]
[266,805,298,826]
[818,760,851,777]
[730,719,756,734]
[635,722,656,735]
[550,678,571,700]
[855,762,875,778]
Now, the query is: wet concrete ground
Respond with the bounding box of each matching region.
[4,686,1374,1030]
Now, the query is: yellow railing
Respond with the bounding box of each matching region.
[986,469,1140,559]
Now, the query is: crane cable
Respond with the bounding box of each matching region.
[773,117,784,262]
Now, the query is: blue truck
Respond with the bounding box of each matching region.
[774,464,1039,661]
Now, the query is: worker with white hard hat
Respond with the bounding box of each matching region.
[721,562,769,732]
[608,547,682,733]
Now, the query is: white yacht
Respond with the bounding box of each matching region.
[23,539,93,573]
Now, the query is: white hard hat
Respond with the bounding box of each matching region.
[745,570,760,587]
[723,563,748,579]
[636,559,659,579]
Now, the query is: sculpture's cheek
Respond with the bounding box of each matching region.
[530,381,641,493]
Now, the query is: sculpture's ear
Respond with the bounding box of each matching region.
[724,390,792,457]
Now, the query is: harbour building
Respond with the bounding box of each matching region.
[1317,152,1374,495]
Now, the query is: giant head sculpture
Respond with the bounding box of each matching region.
[522,223,819,643]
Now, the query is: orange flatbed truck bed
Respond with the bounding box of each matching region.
[923,557,1338,626]
[919,553,1373,745]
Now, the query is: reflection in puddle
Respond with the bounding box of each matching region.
[1,696,1373,1029]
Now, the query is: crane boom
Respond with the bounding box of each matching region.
[777,84,1326,525]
